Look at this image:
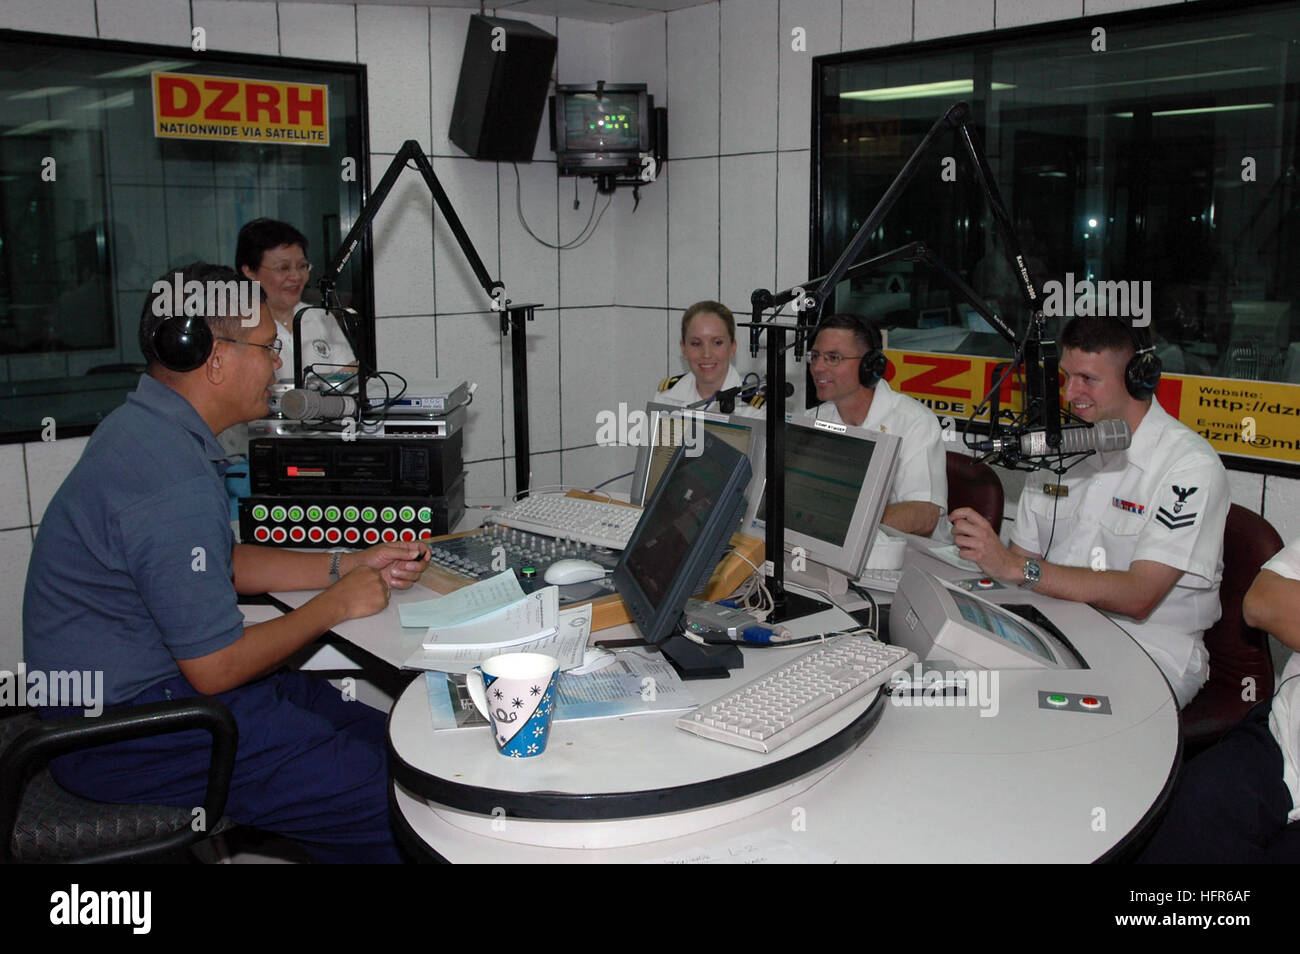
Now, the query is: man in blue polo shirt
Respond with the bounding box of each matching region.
[23,262,429,863]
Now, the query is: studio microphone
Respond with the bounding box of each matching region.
[700,378,796,413]
[973,419,1132,458]
[281,388,358,421]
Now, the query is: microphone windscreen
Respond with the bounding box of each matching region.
[280,388,316,420]
[1092,418,1132,452]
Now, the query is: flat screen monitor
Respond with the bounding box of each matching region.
[614,430,752,647]
[745,415,900,581]
[890,565,1083,670]
[630,402,765,508]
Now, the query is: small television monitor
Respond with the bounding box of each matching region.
[745,416,901,584]
[614,430,752,651]
[630,402,765,508]
[550,84,651,176]
[890,565,1084,670]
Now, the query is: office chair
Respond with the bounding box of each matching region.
[1180,504,1283,753]
[945,451,1004,536]
[0,697,237,864]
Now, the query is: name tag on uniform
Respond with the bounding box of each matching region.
[1040,483,1069,497]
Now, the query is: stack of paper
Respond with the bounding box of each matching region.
[421,585,558,650]
[400,570,591,673]
[398,569,528,630]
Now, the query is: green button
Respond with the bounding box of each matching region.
[251,504,268,520]
[288,506,304,521]
[307,505,323,521]
[399,506,415,522]
[361,506,378,523]
[1046,694,1069,707]
[270,505,287,522]
[418,506,433,522]
[343,506,359,522]
[325,505,341,522]
[380,506,397,523]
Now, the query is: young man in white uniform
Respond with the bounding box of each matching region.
[1137,537,1300,862]
[807,314,947,537]
[951,316,1228,708]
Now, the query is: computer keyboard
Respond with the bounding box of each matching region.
[492,493,643,551]
[676,634,917,754]
[857,567,903,591]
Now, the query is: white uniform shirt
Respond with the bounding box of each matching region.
[276,303,356,383]
[812,379,948,519]
[1011,400,1228,687]
[655,367,765,419]
[1260,540,1300,822]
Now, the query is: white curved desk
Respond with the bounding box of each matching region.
[385,548,1180,863]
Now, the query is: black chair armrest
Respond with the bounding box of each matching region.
[0,698,238,864]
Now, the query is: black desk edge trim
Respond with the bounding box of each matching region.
[388,691,886,821]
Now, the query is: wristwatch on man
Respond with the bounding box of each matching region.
[1019,558,1042,590]
[329,551,343,585]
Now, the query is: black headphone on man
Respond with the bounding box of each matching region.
[151,312,214,372]
[812,314,888,389]
[145,262,257,373]
[1119,321,1162,401]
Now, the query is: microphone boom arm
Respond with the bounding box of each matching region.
[309,138,540,494]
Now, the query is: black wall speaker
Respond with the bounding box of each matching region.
[449,14,557,162]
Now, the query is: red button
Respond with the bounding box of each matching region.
[399,528,417,542]
[344,527,360,544]
[289,527,306,542]
[254,526,270,542]
[308,527,324,543]
[381,528,398,542]
[363,528,380,544]
[1081,696,1102,709]
[325,528,342,544]
[271,527,287,543]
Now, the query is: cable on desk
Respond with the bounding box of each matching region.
[586,471,634,494]
[724,547,775,624]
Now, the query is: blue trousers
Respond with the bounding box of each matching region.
[1138,701,1300,864]
[48,671,402,864]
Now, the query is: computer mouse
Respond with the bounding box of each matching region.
[544,559,608,585]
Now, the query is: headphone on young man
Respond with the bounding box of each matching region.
[1119,321,1162,401]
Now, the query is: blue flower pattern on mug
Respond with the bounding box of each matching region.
[488,672,559,757]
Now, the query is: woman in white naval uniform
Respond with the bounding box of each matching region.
[235,218,355,384]
[654,301,764,418]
